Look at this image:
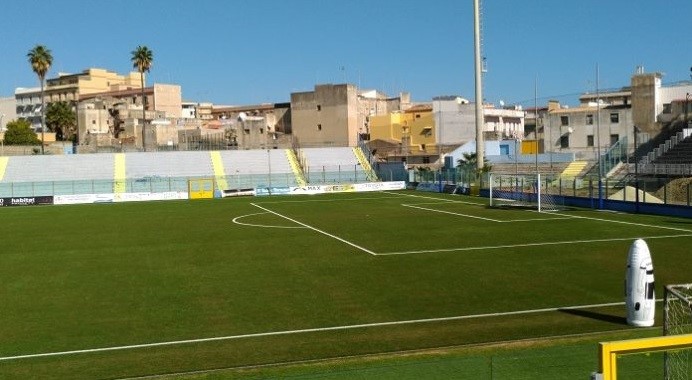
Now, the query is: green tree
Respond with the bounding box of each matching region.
[130,45,153,150]
[45,101,77,142]
[4,119,40,145]
[457,152,492,184]
[27,44,53,154]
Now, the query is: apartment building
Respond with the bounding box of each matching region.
[290,84,409,147]
[432,96,525,146]
[15,68,143,130]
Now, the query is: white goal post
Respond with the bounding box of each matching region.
[488,173,563,212]
[663,283,692,380]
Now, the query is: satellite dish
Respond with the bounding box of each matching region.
[499,100,505,107]
[237,112,247,122]
[567,127,574,134]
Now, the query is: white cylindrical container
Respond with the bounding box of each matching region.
[625,239,655,327]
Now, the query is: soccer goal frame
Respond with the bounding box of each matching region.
[663,283,692,380]
[488,173,563,213]
[596,334,692,380]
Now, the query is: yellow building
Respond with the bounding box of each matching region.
[45,68,143,102]
[369,105,436,152]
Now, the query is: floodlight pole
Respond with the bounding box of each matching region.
[634,125,639,213]
[596,64,604,209]
[473,0,484,172]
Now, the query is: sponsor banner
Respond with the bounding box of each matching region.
[289,185,325,195]
[54,194,115,205]
[255,187,292,196]
[290,181,405,195]
[354,181,405,192]
[0,196,54,207]
[114,192,188,202]
[221,188,256,197]
[323,184,356,193]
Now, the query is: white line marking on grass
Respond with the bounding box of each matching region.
[383,191,486,206]
[402,203,503,222]
[257,196,394,204]
[376,234,692,256]
[0,300,630,362]
[232,212,307,229]
[401,203,574,223]
[251,203,376,256]
[551,212,692,233]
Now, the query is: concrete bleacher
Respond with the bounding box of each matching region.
[218,149,298,188]
[653,135,692,164]
[125,151,214,178]
[301,147,368,184]
[2,153,116,182]
[0,147,373,196]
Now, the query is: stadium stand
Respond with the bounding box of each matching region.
[301,147,368,184]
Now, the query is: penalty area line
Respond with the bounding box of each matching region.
[376,234,692,256]
[0,300,629,362]
[250,203,376,255]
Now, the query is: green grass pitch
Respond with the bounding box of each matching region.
[1,190,691,379]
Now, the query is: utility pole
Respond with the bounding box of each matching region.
[473,0,484,171]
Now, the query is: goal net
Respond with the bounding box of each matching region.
[488,173,563,212]
[664,284,692,380]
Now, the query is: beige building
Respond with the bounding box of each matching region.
[290,84,409,147]
[15,68,144,131]
[291,84,359,147]
[45,68,143,102]
[212,102,292,135]
[76,84,181,149]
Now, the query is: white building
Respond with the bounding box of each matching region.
[432,96,525,146]
[0,96,17,131]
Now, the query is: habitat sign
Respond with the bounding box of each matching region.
[0,196,54,207]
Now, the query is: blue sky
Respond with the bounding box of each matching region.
[2,0,691,107]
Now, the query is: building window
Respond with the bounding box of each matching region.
[422,156,430,164]
[415,114,421,119]
[586,114,594,125]
[560,116,569,126]
[610,113,619,123]
[610,134,619,145]
[259,128,264,134]
[587,135,594,147]
[560,135,569,148]
[317,105,321,111]
[317,124,322,131]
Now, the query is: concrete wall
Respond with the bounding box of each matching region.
[0,96,17,130]
[631,73,662,134]
[545,105,633,160]
[291,84,358,147]
[153,84,182,118]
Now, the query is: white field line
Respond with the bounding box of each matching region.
[402,204,504,222]
[401,203,574,223]
[376,234,692,256]
[257,196,394,204]
[551,212,692,233]
[0,300,630,362]
[383,191,486,206]
[232,212,307,229]
[251,203,376,255]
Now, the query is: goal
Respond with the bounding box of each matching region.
[664,284,692,380]
[488,173,563,212]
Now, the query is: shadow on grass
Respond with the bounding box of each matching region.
[558,308,628,326]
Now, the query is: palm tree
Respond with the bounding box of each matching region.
[27,45,53,154]
[130,45,153,150]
